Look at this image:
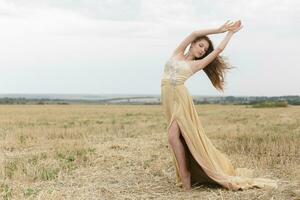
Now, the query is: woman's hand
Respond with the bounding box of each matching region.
[227,20,243,34]
[217,20,243,34]
[217,20,236,33]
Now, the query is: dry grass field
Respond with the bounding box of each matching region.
[0,104,299,199]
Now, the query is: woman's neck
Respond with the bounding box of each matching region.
[184,53,195,61]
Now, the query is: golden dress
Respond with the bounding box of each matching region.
[160,56,279,190]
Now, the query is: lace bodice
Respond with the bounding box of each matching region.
[161,57,194,85]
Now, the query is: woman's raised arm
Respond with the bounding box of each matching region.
[172,31,197,57]
[194,20,236,36]
[172,20,236,56]
[190,20,243,73]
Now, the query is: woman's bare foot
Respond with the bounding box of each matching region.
[181,172,191,191]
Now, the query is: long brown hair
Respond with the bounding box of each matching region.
[189,35,235,92]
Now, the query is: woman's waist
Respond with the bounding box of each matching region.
[160,79,185,86]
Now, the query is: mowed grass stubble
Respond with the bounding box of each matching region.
[0,104,299,199]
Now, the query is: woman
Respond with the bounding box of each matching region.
[160,20,278,191]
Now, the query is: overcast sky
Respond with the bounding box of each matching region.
[0,0,299,96]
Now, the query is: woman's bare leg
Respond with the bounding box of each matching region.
[168,120,191,190]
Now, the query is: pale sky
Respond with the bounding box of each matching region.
[0,0,299,96]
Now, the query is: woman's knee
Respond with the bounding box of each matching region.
[168,120,180,144]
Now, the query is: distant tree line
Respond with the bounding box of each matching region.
[0,97,69,105]
[193,95,300,105]
[0,95,299,105]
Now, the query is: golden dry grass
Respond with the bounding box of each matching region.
[0,104,299,199]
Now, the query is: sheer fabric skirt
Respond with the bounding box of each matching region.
[160,79,278,190]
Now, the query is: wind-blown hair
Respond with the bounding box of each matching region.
[188,35,235,92]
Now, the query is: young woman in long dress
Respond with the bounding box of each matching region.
[160,20,278,191]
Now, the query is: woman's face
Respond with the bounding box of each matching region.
[191,39,209,58]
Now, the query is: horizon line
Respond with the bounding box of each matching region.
[0,93,299,98]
